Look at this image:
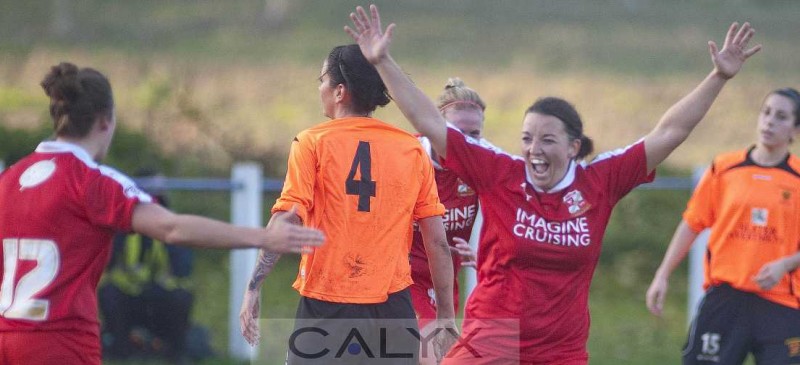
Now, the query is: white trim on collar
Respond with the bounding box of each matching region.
[526,159,577,194]
[418,136,443,170]
[35,141,98,168]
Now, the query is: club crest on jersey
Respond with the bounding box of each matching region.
[457,178,475,197]
[563,189,590,216]
[751,208,768,226]
[783,190,791,201]
[19,159,57,190]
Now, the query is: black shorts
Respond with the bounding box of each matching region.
[683,283,800,365]
[286,288,419,365]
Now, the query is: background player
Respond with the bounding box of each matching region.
[411,77,483,365]
[646,87,800,364]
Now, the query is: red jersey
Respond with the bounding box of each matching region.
[0,141,150,338]
[410,136,479,314]
[441,127,654,363]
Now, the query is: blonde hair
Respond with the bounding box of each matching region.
[436,78,486,113]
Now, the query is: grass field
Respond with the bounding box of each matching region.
[2,1,797,364]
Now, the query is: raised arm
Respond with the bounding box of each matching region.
[643,22,761,173]
[345,5,449,158]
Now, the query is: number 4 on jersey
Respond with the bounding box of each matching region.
[346,141,376,212]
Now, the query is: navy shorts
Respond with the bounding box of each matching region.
[683,283,800,365]
[286,288,419,365]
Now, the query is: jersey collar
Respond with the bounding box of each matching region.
[418,135,444,170]
[526,159,577,194]
[35,141,98,169]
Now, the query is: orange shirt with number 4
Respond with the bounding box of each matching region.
[273,117,445,304]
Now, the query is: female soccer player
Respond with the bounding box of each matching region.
[345,5,760,364]
[646,88,800,364]
[0,62,325,365]
[412,78,483,365]
[240,44,457,364]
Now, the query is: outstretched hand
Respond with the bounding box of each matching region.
[709,22,761,79]
[344,4,395,65]
[264,205,324,254]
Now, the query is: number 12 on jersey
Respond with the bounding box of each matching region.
[1,238,60,321]
[345,141,376,212]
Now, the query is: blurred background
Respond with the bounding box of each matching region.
[1,0,798,364]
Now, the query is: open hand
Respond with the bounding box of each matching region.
[709,22,761,79]
[449,237,477,268]
[264,205,324,254]
[344,4,395,65]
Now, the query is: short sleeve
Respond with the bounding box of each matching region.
[440,126,510,192]
[272,134,317,224]
[588,139,656,203]
[683,165,716,233]
[84,166,152,232]
[414,153,446,220]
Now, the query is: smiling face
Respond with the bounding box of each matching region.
[443,107,484,139]
[521,112,581,191]
[757,93,799,149]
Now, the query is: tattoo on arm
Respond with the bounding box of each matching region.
[248,250,282,291]
[246,210,301,291]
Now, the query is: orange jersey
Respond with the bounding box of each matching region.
[684,148,800,308]
[273,117,445,304]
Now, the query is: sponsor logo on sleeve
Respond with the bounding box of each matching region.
[19,160,56,190]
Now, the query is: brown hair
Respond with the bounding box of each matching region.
[40,62,114,138]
